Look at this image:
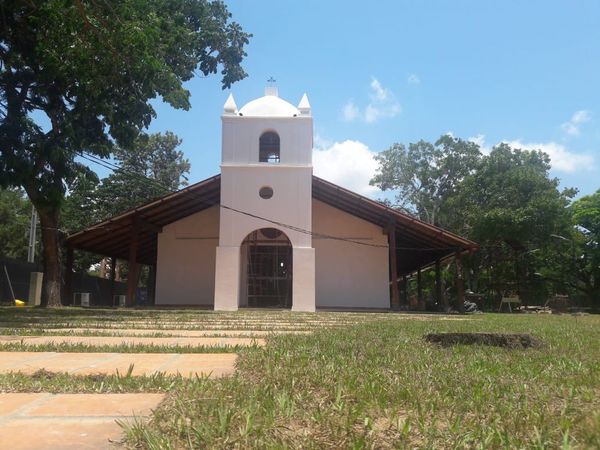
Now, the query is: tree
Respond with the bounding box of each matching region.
[372,135,579,307]
[61,170,100,273]
[0,189,32,260]
[569,189,600,304]
[61,131,190,275]
[370,134,481,227]
[94,132,190,219]
[0,1,250,306]
[457,143,575,304]
[459,144,574,244]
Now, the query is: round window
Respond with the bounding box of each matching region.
[259,186,273,199]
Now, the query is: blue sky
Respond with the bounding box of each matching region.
[142,0,600,199]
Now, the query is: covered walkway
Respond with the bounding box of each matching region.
[65,175,478,310]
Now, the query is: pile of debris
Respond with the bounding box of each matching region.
[425,332,544,349]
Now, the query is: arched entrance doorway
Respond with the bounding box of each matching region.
[240,228,292,308]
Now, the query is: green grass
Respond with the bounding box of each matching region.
[0,307,598,448]
[0,342,251,353]
[0,369,207,393]
[123,314,600,449]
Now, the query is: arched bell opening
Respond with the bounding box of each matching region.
[239,228,292,308]
[259,131,280,163]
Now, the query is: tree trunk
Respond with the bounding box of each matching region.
[37,208,63,307]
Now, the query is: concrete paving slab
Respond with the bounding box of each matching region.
[26,393,164,416]
[0,393,47,415]
[0,352,59,370]
[0,419,123,450]
[0,352,238,377]
[73,353,179,376]
[44,328,309,337]
[0,393,164,450]
[161,353,239,377]
[3,335,264,348]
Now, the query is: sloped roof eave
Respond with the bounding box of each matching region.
[65,173,478,268]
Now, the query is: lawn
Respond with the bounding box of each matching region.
[0,308,598,448]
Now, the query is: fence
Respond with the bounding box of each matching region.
[0,257,40,303]
[1,256,128,306]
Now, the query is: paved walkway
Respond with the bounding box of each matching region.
[0,335,264,347]
[0,393,164,450]
[0,352,238,377]
[42,328,309,337]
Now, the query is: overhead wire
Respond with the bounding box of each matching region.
[78,151,465,253]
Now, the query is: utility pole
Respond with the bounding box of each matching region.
[27,206,37,263]
[27,206,44,306]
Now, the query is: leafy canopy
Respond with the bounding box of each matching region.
[0,0,249,306]
[370,134,481,226]
[458,143,575,245]
[66,131,191,229]
[0,189,32,260]
[0,0,249,207]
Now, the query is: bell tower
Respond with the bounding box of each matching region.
[213,86,316,312]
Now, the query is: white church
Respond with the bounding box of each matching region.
[66,87,476,311]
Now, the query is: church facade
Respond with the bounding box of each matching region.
[156,87,388,311]
[66,88,477,311]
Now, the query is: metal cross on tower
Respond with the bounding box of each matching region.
[267,76,276,86]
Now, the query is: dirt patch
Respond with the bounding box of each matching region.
[424,332,544,349]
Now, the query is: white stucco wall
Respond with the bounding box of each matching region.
[222,115,313,166]
[155,206,219,306]
[312,200,390,309]
[215,100,315,311]
[155,199,389,309]
[218,165,312,248]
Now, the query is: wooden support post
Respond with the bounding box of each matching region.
[109,256,116,307]
[387,222,400,310]
[455,251,465,313]
[148,264,157,305]
[63,246,74,306]
[435,258,446,311]
[126,219,140,307]
[417,268,424,311]
[99,257,107,279]
[402,275,408,307]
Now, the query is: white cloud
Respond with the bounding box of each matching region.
[407,74,420,84]
[364,104,382,123]
[467,134,486,148]
[467,134,491,154]
[369,78,389,101]
[468,134,594,173]
[502,139,594,173]
[313,140,380,197]
[313,133,332,149]
[340,78,401,124]
[561,110,591,136]
[342,100,359,122]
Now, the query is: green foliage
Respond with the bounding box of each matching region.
[1,0,248,206]
[62,131,190,234]
[372,136,589,305]
[572,189,600,239]
[0,1,249,304]
[458,144,574,244]
[371,134,481,226]
[0,189,32,259]
[568,190,600,303]
[61,170,101,234]
[458,144,577,303]
[60,131,190,273]
[94,131,191,219]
